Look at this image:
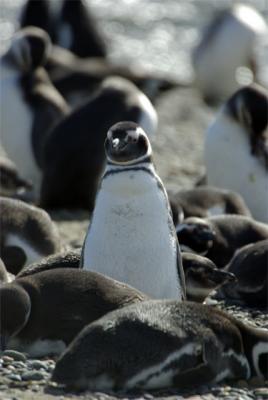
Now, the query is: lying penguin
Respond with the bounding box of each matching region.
[219,240,268,308]
[52,299,268,392]
[205,84,268,222]
[169,185,251,225]
[0,197,61,275]
[81,121,185,299]
[176,214,268,268]
[0,268,148,357]
[181,252,236,303]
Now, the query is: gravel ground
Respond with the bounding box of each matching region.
[1,87,268,399]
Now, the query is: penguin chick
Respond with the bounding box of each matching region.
[0,197,61,275]
[18,249,81,278]
[182,252,236,303]
[169,185,251,225]
[0,268,148,357]
[219,240,268,308]
[81,121,185,299]
[176,215,268,268]
[52,300,268,392]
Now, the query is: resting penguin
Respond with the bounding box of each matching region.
[181,253,236,303]
[81,122,185,299]
[52,299,268,392]
[0,197,61,275]
[0,268,148,357]
[0,27,69,200]
[169,186,251,225]
[20,0,107,58]
[176,214,268,268]
[205,84,268,222]
[219,240,268,308]
[192,4,268,103]
[40,77,158,210]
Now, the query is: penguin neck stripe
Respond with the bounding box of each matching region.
[103,166,155,179]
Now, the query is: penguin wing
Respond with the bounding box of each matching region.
[177,240,187,300]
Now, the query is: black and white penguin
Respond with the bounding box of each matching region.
[52,300,268,392]
[192,4,268,103]
[205,84,268,222]
[81,122,185,299]
[40,77,158,210]
[219,240,268,308]
[0,268,148,357]
[169,186,251,225]
[182,252,235,303]
[0,197,61,275]
[0,27,69,200]
[0,157,32,198]
[20,0,107,58]
[17,249,81,278]
[176,214,268,268]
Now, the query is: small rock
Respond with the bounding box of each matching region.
[3,350,26,362]
[21,371,45,381]
[9,374,22,382]
[253,388,268,398]
[12,361,26,368]
[28,360,47,370]
[2,356,13,364]
[236,380,249,388]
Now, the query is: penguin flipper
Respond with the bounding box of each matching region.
[177,241,187,300]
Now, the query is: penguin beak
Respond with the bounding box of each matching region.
[210,269,237,284]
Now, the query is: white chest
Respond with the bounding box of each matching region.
[0,67,41,194]
[205,113,268,222]
[82,168,182,299]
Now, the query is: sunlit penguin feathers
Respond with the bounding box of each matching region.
[192,4,268,103]
[205,84,268,222]
[81,122,185,299]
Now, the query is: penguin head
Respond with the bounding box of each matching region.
[105,121,152,165]
[5,26,51,73]
[182,252,236,302]
[0,283,31,350]
[176,217,216,255]
[227,84,268,136]
[226,84,268,167]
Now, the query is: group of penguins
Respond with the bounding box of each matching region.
[0,0,268,394]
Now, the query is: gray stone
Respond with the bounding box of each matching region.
[2,350,27,362]
[8,374,22,382]
[21,371,45,381]
[27,360,48,370]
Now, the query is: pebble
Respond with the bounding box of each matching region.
[8,374,22,382]
[2,356,14,364]
[12,361,26,368]
[2,350,26,362]
[254,388,268,398]
[21,371,45,381]
[27,360,48,370]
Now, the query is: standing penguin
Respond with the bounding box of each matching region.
[0,27,69,200]
[81,122,185,299]
[205,84,268,222]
